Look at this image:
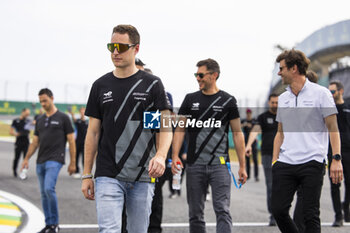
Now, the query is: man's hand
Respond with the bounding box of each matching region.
[81,179,95,200]
[68,162,76,175]
[21,159,29,171]
[149,155,165,178]
[171,155,183,175]
[245,145,252,156]
[330,160,343,184]
[238,167,248,185]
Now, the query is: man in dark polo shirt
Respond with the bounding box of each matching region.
[21,88,76,233]
[10,108,31,177]
[245,93,279,226]
[327,80,350,227]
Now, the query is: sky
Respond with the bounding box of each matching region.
[1,0,350,107]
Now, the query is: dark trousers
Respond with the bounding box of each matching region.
[75,142,84,174]
[13,142,29,173]
[261,155,273,214]
[293,186,304,232]
[186,164,232,233]
[246,142,258,179]
[148,168,173,233]
[327,151,350,220]
[271,160,325,233]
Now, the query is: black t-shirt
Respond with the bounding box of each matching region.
[74,119,88,145]
[11,117,31,145]
[257,111,278,155]
[178,90,239,165]
[241,118,257,146]
[328,103,350,153]
[85,70,171,182]
[34,111,74,164]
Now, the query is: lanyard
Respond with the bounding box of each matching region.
[226,162,242,189]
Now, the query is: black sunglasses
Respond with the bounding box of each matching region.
[194,72,212,79]
[107,43,136,53]
[330,90,336,95]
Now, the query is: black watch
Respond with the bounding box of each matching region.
[332,154,342,161]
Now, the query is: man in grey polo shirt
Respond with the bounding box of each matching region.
[271,49,343,233]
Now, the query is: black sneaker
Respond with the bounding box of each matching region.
[37,225,50,233]
[332,218,343,227]
[48,225,59,233]
[269,216,276,226]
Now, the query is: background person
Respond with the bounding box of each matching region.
[9,108,31,177]
[242,108,259,181]
[327,80,350,227]
[245,93,278,226]
[69,107,88,179]
[21,88,76,233]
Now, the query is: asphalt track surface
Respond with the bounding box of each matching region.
[1,140,350,233]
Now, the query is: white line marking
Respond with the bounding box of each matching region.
[59,222,350,228]
[0,208,21,217]
[0,190,45,233]
[0,226,17,233]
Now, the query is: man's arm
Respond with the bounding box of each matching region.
[81,117,101,200]
[69,109,77,123]
[67,132,76,175]
[245,124,261,155]
[149,110,173,178]
[272,123,283,163]
[230,118,248,185]
[325,114,343,184]
[171,116,187,174]
[21,135,39,170]
[9,127,19,137]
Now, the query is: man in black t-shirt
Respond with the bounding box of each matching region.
[69,107,88,178]
[327,81,350,227]
[245,93,278,226]
[10,108,31,177]
[21,88,76,233]
[172,58,247,233]
[241,108,259,181]
[81,25,172,233]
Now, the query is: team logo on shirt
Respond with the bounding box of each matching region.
[143,110,161,129]
[267,118,274,124]
[103,91,114,104]
[103,91,112,99]
[191,102,200,110]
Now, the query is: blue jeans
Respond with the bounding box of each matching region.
[36,161,63,225]
[95,177,155,233]
[186,164,232,233]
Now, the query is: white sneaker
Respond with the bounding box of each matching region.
[72,173,81,179]
[206,193,211,201]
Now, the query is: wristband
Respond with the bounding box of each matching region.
[81,173,93,180]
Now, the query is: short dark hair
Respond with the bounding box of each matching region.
[268,93,279,100]
[329,80,344,91]
[196,58,220,80]
[306,70,318,83]
[38,88,53,97]
[112,25,140,45]
[135,58,145,66]
[276,49,310,75]
[21,108,28,112]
